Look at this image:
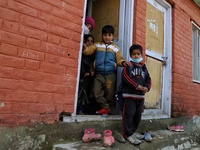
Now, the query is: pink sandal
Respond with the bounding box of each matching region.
[167,125,184,132]
[103,130,115,147]
[82,128,101,142]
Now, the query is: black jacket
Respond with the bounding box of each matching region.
[121,62,151,96]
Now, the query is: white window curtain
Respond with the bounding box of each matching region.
[192,23,200,83]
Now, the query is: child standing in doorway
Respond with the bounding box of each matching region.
[81,34,95,78]
[121,44,152,145]
[84,16,95,34]
[83,25,131,116]
[77,16,95,115]
[77,34,95,115]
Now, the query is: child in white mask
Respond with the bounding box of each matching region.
[84,16,95,34]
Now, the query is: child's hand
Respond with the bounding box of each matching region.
[136,85,143,91]
[83,43,87,49]
[123,61,132,66]
[136,85,148,93]
[142,87,148,93]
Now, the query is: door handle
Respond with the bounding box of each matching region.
[161,56,168,66]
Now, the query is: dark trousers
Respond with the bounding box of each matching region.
[122,98,144,137]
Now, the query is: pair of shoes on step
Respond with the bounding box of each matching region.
[167,125,184,132]
[127,134,142,145]
[82,128,115,147]
[82,128,101,143]
[127,132,152,145]
[96,108,110,117]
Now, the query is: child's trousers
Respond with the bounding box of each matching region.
[122,98,144,137]
[94,74,116,108]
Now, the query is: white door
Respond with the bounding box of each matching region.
[143,0,172,118]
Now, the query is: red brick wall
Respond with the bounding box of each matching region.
[133,0,146,55]
[0,0,84,125]
[169,0,200,117]
[134,0,200,117]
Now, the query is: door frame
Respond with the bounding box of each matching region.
[71,0,172,121]
[143,0,172,119]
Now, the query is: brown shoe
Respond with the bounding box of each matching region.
[113,131,126,143]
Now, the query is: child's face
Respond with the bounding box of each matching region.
[86,24,92,31]
[131,49,142,59]
[102,33,114,44]
[85,37,94,46]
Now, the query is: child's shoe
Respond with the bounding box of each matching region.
[144,132,152,142]
[133,133,145,140]
[82,128,101,143]
[102,130,115,147]
[114,131,126,143]
[96,108,110,115]
[167,125,184,132]
[127,134,142,145]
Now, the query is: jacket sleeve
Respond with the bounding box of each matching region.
[115,47,125,66]
[144,68,152,91]
[82,43,96,55]
[122,65,139,89]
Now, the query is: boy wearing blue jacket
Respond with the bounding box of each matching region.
[83,25,131,116]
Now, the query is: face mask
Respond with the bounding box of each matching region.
[130,57,143,63]
[84,25,90,34]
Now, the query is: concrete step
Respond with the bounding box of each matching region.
[52,116,200,150]
[0,116,200,149]
[53,130,200,150]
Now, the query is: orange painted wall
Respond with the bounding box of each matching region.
[0,0,84,125]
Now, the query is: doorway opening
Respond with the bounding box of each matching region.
[75,0,134,117]
[71,0,172,122]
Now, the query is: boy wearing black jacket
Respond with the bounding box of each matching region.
[121,44,151,145]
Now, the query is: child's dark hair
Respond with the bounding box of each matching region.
[84,34,94,42]
[102,25,114,35]
[129,44,143,55]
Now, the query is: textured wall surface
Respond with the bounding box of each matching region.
[168,0,200,117]
[0,0,84,125]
